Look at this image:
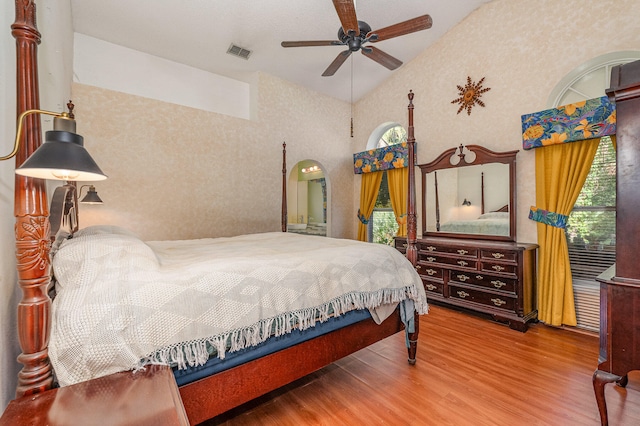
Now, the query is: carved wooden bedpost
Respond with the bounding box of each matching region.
[12,0,54,397]
[282,142,287,232]
[406,90,419,364]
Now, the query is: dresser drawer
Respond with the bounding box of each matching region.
[419,243,477,258]
[394,238,408,252]
[449,284,517,311]
[449,270,517,293]
[480,261,518,277]
[416,263,444,279]
[422,279,444,296]
[480,248,518,263]
[420,253,477,270]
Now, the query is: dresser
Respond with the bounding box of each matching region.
[395,236,538,331]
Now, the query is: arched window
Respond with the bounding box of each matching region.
[550,51,640,332]
[365,123,407,244]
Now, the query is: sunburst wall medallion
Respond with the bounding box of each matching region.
[451,76,491,115]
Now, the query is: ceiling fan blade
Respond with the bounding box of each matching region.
[368,14,432,42]
[281,40,340,48]
[332,0,359,36]
[322,50,352,76]
[361,46,403,70]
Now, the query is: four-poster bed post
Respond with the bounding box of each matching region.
[406,90,419,363]
[12,0,55,398]
[281,141,287,232]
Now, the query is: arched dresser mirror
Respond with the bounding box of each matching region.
[404,144,537,332]
[419,144,517,242]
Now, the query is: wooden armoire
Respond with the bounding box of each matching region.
[592,60,640,425]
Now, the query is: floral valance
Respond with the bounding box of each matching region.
[353,142,409,174]
[521,96,616,150]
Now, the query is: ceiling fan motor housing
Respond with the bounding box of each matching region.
[338,21,372,51]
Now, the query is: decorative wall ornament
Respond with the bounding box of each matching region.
[451,76,491,115]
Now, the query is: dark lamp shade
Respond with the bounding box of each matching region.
[16,130,107,181]
[80,186,103,204]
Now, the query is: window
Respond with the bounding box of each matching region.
[365,123,407,245]
[377,126,407,148]
[548,51,640,331]
[565,137,616,283]
[367,171,398,245]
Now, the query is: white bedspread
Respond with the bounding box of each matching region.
[50,227,427,386]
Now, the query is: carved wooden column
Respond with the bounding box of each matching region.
[406,90,419,364]
[12,0,54,397]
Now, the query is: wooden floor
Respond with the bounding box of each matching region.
[203,305,640,425]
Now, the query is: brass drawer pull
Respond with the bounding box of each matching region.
[402,243,408,248]
[491,252,505,259]
[491,280,507,289]
[491,298,507,307]
[457,274,470,282]
[426,246,437,252]
[492,265,505,272]
[426,268,437,276]
[476,275,484,280]
[457,260,468,267]
[416,265,422,270]
[427,256,436,262]
[457,249,469,255]
[457,291,470,299]
[425,283,437,291]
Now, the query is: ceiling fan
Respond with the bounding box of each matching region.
[281,0,432,76]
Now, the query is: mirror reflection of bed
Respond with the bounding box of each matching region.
[287,160,329,236]
[425,163,510,237]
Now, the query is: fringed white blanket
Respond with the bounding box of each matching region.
[50,226,427,387]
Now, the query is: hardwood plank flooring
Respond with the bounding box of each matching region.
[202,306,640,425]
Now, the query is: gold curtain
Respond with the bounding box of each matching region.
[535,137,600,326]
[387,167,408,237]
[357,171,383,241]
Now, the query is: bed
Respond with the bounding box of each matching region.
[10,2,424,424]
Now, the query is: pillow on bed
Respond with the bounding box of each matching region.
[477,212,509,220]
[74,225,142,239]
[52,226,159,291]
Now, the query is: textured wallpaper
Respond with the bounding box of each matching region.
[354,0,640,244]
[72,73,353,241]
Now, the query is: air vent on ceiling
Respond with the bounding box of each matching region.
[227,44,252,60]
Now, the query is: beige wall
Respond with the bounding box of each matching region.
[354,0,640,244]
[73,73,355,241]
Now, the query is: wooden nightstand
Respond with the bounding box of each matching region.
[0,365,189,426]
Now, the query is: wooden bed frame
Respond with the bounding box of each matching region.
[11,2,419,424]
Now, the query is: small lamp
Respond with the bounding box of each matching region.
[79,185,103,204]
[1,105,107,181]
[462,198,471,206]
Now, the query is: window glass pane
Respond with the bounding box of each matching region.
[566,137,616,283]
[371,209,398,245]
[378,126,407,148]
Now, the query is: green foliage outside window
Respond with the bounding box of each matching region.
[370,172,398,245]
[566,137,616,247]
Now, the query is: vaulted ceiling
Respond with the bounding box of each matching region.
[70,0,492,103]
